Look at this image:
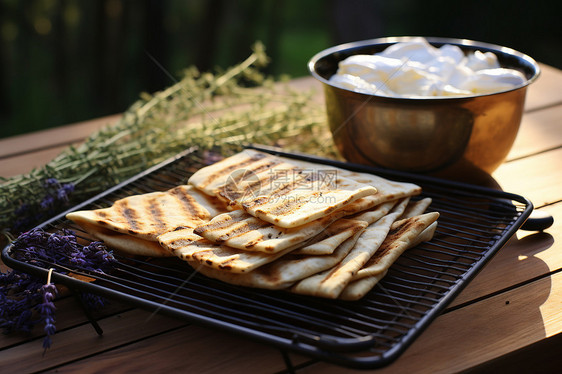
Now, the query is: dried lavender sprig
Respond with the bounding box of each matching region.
[1,229,117,351]
[10,229,117,274]
[10,178,75,236]
[0,270,43,333]
[39,269,57,354]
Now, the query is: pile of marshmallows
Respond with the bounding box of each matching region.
[330,37,527,98]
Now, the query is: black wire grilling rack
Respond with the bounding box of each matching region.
[2,146,533,370]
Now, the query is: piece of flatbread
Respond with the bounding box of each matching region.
[76,221,171,257]
[66,185,226,257]
[399,197,432,219]
[194,197,395,253]
[188,227,366,289]
[290,198,410,299]
[338,270,388,301]
[276,156,422,205]
[291,199,398,255]
[293,197,424,257]
[188,149,379,228]
[408,221,438,249]
[184,214,438,296]
[188,149,286,198]
[158,227,301,273]
[166,201,403,277]
[160,215,368,274]
[352,214,440,280]
[339,216,439,301]
[292,218,368,255]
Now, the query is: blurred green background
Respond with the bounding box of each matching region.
[1,0,561,139]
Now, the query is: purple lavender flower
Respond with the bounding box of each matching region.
[2,229,116,351]
[39,283,57,353]
[40,195,55,210]
[57,183,75,201]
[69,251,87,268]
[12,204,36,233]
[10,178,76,234]
[43,178,59,187]
[14,203,32,216]
[80,292,107,311]
[0,271,42,333]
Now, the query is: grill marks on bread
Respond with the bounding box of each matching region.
[169,186,210,221]
[193,195,388,254]
[158,227,300,273]
[66,185,228,257]
[353,212,440,278]
[93,186,211,238]
[113,196,164,235]
[68,149,435,300]
[189,150,379,228]
[217,159,290,203]
[196,151,269,191]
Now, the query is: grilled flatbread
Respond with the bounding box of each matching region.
[160,214,368,274]
[352,213,440,280]
[185,213,438,296]
[292,218,368,255]
[194,196,395,253]
[188,149,379,228]
[188,149,283,198]
[290,198,411,299]
[276,156,422,205]
[76,221,171,257]
[339,270,388,301]
[158,227,301,273]
[291,199,398,255]
[399,197,432,219]
[294,197,425,257]
[410,221,438,248]
[66,185,226,257]
[339,215,439,301]
[191,151,421,251]
[188,227,366,289]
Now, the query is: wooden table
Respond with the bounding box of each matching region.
[1,64,561,373]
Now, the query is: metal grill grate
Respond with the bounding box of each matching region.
[2,146,532,369]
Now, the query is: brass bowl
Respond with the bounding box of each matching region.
[309,37,540,180]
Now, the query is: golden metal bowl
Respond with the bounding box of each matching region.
[309,37,540,180]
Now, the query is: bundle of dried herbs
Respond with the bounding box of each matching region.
[0,42,336,238]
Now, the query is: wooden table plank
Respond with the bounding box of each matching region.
[506,105,562,161]
[449,202,561,308]
[45,324,310,374]
[301,271,562,374]
[0,115,120,159]
[0,309,188,373]
[0,115,121,178]
[0,295,131,350]
[494,147,562,207]
[525,64,562,111]
[0,146,69,178]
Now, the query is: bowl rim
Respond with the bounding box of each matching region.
[308,36,541,100]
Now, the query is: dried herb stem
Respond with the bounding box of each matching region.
[1,42,337,237]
